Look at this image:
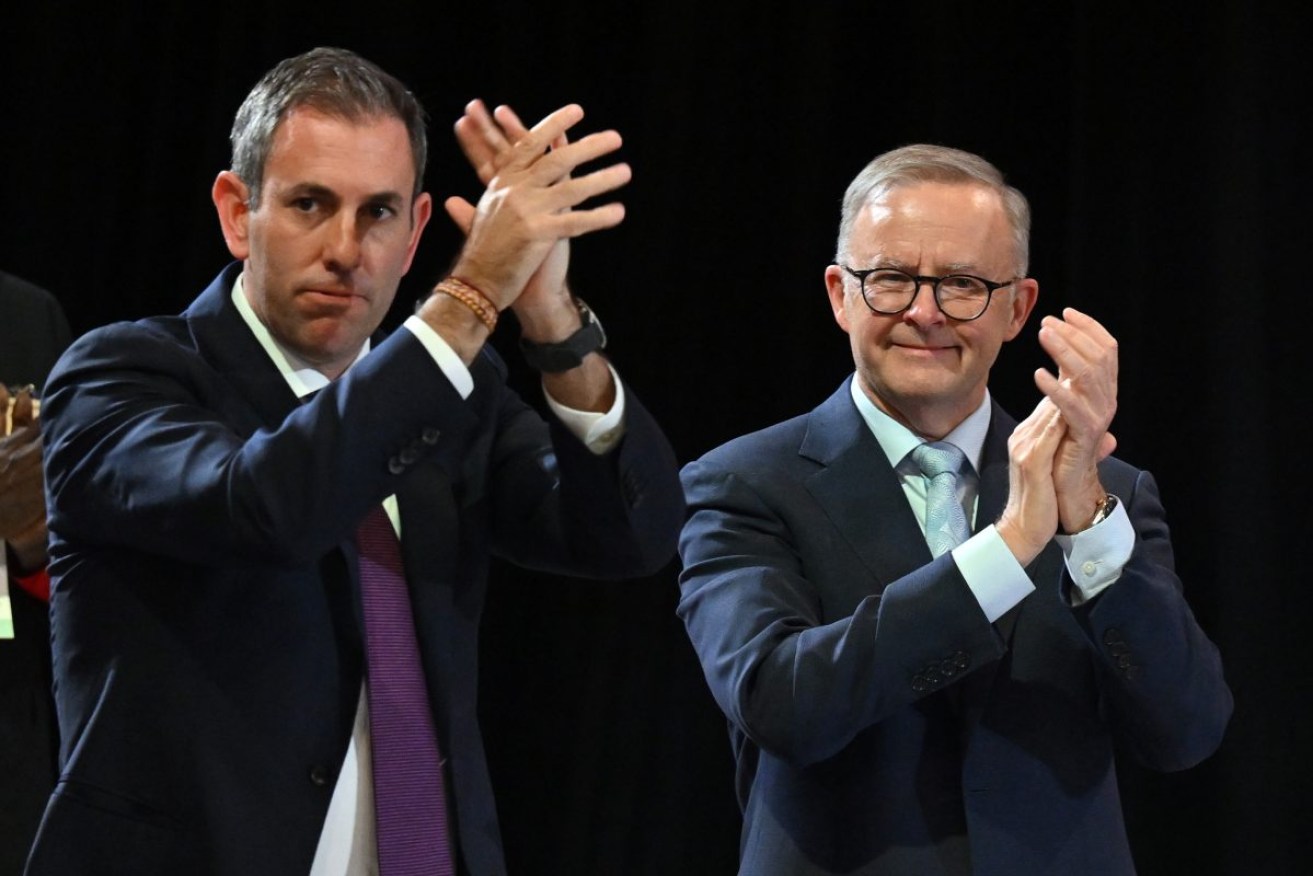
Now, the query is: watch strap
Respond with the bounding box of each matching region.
[519,299,607,373]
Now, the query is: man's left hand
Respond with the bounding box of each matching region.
[1034,307,1119,532]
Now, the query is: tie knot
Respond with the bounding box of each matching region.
[912,441,967,480]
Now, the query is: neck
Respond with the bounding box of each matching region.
[856,379,977,441]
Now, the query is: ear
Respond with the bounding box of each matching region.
[400,192,433,275]
[212,171,253,260]
[1003,277,1039,341]
[824,264,852,333]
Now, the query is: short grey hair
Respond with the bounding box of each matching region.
[229,47,428,207]
[835,144,1031,275]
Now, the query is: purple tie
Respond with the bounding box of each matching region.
[355,505,454,876]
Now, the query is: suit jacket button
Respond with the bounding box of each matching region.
[388,456,406,474]
[1102,628,1124,646]
[399,445,420,465]
[309,765,332,787]
[421,427,441,445]
[954,651,970,671]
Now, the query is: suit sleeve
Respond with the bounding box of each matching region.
[43,320,682,579]
[677,455,1005,767]
[478,357,684,580]
[1076,467,1232,771]
[42,322,492,566]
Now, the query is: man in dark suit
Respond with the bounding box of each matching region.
[678,145,1231,875]
[27,48,683,875]
[0,272,71,875]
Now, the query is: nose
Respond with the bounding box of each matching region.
[901,279,944,328]
[323,213,363,273]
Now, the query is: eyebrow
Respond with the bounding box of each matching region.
[866,259,986,275]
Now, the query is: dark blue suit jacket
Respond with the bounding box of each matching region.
[678,378,1231,876]
[27,264,684,875]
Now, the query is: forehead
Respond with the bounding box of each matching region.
[850,182,1012,267]
[262,107,416,197]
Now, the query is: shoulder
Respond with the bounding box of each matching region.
[53,313,196,376]
[0,270,59,310]
[688,379,859,480]
[0,270,70,338]
[689,411,812,475]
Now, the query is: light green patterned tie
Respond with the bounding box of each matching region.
[912,441,971,557]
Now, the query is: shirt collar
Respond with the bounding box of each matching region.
[847,375,992,476]
[231,271,370,399]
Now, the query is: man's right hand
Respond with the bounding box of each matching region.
[995,397,1066,567]
[442,102,630,312]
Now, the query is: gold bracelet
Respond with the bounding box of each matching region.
[435,277,497,332]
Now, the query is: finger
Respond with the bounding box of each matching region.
[1038,318,1101,374]
[492,104,532,141]
[524,130,624,186]
[548,202,627,238]
[502,104,586,171]
[1097,431,1117,461]
[10,387,37,428]
[1039,312,1118,382]
[539,162,632,213]
[1034,367,1102,428]
[1060,308,1117,346]
[442,196,477,235]
[454,99,510,184]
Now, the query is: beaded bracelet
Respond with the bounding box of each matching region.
[435,277,498,332]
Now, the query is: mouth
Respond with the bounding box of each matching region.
[893,341,959,357]
[298,286,366,310]
[301,286,358,299]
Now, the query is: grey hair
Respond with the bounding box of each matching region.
[835,144,1031,275]
[229,47,428,207]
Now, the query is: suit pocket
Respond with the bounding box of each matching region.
[25,779,186,875]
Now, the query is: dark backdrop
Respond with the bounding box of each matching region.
[3,2,1307,873]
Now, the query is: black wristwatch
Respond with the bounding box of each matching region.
[519,298,607,373]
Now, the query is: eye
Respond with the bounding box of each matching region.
[365,203,397,221]
[941,275,983,292]
[291,196,318,213]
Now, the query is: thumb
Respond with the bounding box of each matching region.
[443,196,476,236]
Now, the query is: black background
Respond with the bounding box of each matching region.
[3,1,1308,872]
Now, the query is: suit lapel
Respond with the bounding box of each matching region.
[183,263,303,429]
[801,379,933,591]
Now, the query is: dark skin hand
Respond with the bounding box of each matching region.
[0,385,48,573]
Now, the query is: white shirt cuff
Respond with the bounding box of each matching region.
[403,316,625,455]
[1054,495,1133,605]
[951,524,1036,623]
[402,315,473,399]
[543,363,627,455]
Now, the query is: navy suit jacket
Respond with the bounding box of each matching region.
[27,264,684,875]
[678,378,1231,876]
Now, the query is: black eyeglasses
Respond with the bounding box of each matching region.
[839,265,1019,322]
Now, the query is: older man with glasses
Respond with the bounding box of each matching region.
[677,144,1232,876]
